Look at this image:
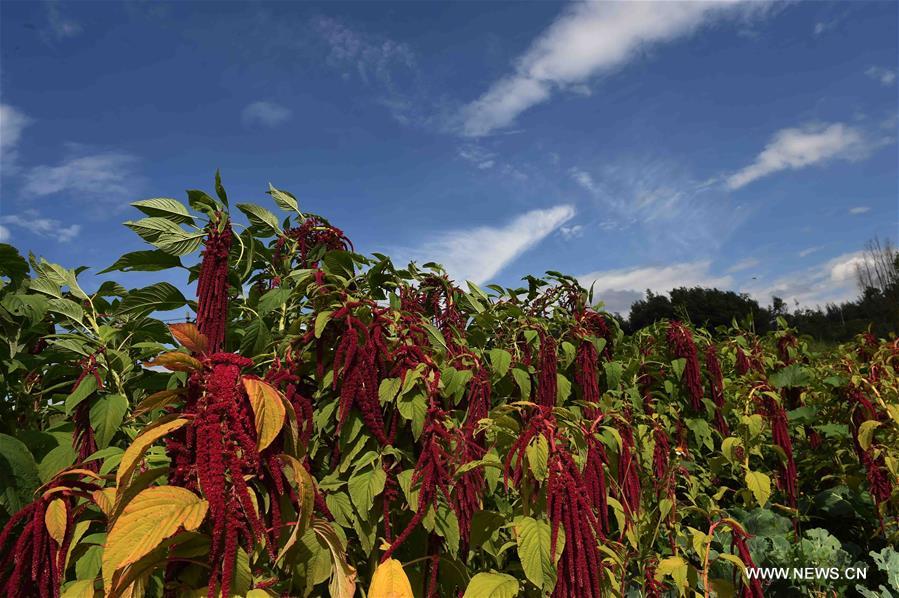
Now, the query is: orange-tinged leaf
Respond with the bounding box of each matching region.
[102,486,208,593]
[168,323,208,354]
[117,416,188,489]
[369,558,414,598]
[60,579,95,598]
[143,351,203,372]
[44,498,68,543]
[242,378,286,450]
[313,519,357,598]
[133,389,183,418]
[92,488,117,517]
[275,454,315,563]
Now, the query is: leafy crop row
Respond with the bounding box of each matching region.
[0,175,896,597]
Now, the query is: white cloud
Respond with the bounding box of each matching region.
[726,123,871,189]
[459,0,766,136]
[726,257,760,273]
[559,224,584,240]
[569,167,599,194]
[314,16,415,88]
[457,145,496,170]
[798,246,823,258]
[398,205,574,284]
[743,251,873,307]
[0,210,81,242]
[0,225,9,243]
[44,0,83,41]
[21,150,140,202]
[848,206,870,215]
[241,101,292,128]
[577,260,733,314]
[866,66,897,86]
[0,104,33,174]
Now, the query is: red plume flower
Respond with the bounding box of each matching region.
[666,321,704,412]
[196,215,233,353]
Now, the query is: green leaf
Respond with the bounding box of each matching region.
[0,243,29,283]
[347,464,386,516]
[100,250,183,274]
[315,310,334,339]
[186,189,218,215]
[488,349,512,378]
[655,555,688,589]
[152,231,205,256]
[38,444,76,484]
[378,378,402,405]
[214,170,229,205]
[89,394,129,449]
[857,420,880,451]
[124,217,186,243]
[603,361,622,390]
[515,516,564,591]
[237,203,281,234]
[511,367,531,401]
[770,364,812,389]
[131,198,194,224]
[0,433,41,512]
[257,287,291,317]
[268,184,300,213]
[745,470,772,507]
[556,374,571,405]
[434,505,460,557]
[463,572,519,598]
[117,283,188,317]
[525,435,548,482]
[47,298,85,326]
[65,375,99,415]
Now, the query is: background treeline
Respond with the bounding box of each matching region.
[621,238,899,342]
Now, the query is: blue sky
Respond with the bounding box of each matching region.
[0,0,896,314]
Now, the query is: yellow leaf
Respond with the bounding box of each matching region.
[857,420,881,451]
[92,488,117,518]
[61,579,96,598]
[656,555,688,589]
[168,323,208,354]
[369,558,414,598]
[117,417,188,489]
[102,485,208,594]
[313,519,357,598]
[242,378,286,450]
[44,498,68,543]
[744,470,771,508]
[143,351,203,372]
[275,454,316,563]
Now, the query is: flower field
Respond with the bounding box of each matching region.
[0,177,896,597]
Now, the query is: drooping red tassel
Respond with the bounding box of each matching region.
[536,331,558,409]
[705,345,730,436]
[666,321,704,412]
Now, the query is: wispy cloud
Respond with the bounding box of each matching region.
[43,0,83,42]
[849,206,870,215]
[459,0,771,137]
[559,224,584,240]
[21,148,141,206]
[865,66,897,86]
[457,145,496,170]
[726,257,760,273]
[726,123,874,189]
[0,210,81,242]
[0,104,33,175]
[577,260,733,314]
[743,251,872,307]
[798,246,823,258]
[0,225,9,243]
[397,205,574,284]
[813,20,838,36]
[567,158,744,256]
[242,101,292,128]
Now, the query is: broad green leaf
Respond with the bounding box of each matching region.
[488,349,512,378]
[511,367,531,400]
[463,572,519,598]
[117,283,187,317]
[348,464,387,516]
[131,198,194,224]
[38,444,76,484]
[268,184,300,213]
[65,375,98,415]
[515,516,564,591]
[525,435,548,482]
[379,377,402,405]
[45,498,68,543]
[237,203,281,234]
[89,394,129,449]
[655,555,688,589]
[313,519,357,598]
[100,250,183,274]
[857,420,880,451]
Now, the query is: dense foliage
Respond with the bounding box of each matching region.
[0,176,897,597]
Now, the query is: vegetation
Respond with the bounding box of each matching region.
[0,176,897,597]
[622,239,899,342]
